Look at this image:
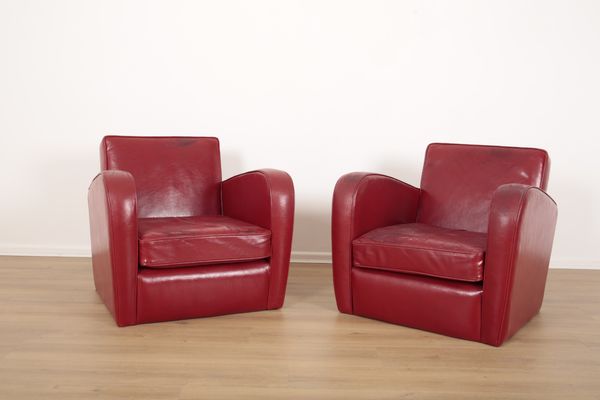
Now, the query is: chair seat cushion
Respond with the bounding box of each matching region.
[352,223,486,282]
[138,215,271,268]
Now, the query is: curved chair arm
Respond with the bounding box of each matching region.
[482,183,558,346]
[222,169,295,309]
[331,172,421,313]
[88,170,138,326]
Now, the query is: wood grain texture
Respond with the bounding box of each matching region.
[0,256,598,399]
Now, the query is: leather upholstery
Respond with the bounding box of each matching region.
[332,173,421,314]
[138,215,271,267]
[481,184,557,346]
[88,170,138,327]
[352,267,483,341]
[418,143,550,233]
[88,136,294,326]
[222,169,295,309]
[137,261,270,324]
[101,136,222,218]
[332,143,557,346]
[353,223,486,282]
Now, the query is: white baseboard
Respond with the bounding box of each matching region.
[291,251,332,264]
[0,245,90,257]
[0,246,598,270]
[548,258,600,270]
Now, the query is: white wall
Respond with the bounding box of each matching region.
[1,0,599,268]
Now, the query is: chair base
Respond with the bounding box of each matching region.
[351,267,483,342]
[136,261,271,324]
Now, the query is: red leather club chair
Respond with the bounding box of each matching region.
[332,143,557,346]
[88,136,294,326]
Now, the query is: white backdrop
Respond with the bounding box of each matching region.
[1,1,599,268]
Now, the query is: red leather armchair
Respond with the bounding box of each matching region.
[88,136,294,326]
[332,143,557,346]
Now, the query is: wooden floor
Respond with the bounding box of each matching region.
[0,257,599,399]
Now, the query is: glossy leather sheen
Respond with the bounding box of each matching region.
[353,223,486,282]
[88,170,138,326]
[137,261,270,324]
[352,268,483,341]
[101,136,221,218]
[88,136,294,326]
[332,143,557,346]
[138,215,271,267]
[331,173,421,313]
[222,169,294,309]
[481,184,557,346]
[418,143,550,233]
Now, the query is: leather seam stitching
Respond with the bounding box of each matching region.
[495,189,529,345]
[103,137,109,170]
[261,171,276,308]
[541,154,549,190]
[353,263,482,282]
[103,177,122,323]
[348,174,374,313]
[352,241,484,256]
[141,255,271,268]
[139,233,271,243]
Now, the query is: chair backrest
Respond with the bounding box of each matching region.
[101,136,222,218]
[416,143,550,233]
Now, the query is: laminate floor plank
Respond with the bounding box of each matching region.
[0,256,598,399]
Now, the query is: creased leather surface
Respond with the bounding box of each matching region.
[418,143,550,233]
[138,215,271,267]
[102,136,221,218]
[353,223,486,282]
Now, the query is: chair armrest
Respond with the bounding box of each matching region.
[88,170,138,326]
[482,183,558,346]
[222,169,295,309]
[331,172,421,313]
